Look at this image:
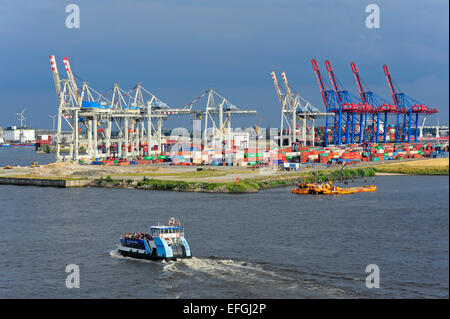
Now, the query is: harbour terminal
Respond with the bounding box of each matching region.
[0,56,448,192]
[0,1,448,303]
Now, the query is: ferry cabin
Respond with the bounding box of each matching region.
[150,226,184,244]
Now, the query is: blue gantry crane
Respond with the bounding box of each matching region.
[383,64,437,143]
[311,58,343,146]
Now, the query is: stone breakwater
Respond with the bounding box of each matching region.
[0,177,91,188]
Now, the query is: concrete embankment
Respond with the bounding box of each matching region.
[0,177,91,188]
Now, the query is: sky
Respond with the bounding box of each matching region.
[0,0,448,130]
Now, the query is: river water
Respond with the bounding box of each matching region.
[0,146,55,167]
[0,149,448,298]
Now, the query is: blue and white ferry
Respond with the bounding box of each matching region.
[118,218,191,261]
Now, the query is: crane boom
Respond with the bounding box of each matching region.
[350,61,366,103]
[49,55,63,105]
[270,71,285,109]
[281,71,295,108]
[311,59,328,108]
[383,64,398,106]
[63,57,81,106]
[325,60,341,103]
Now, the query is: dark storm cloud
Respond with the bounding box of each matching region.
[0,0,447,128]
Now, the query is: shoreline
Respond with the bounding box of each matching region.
[375,172,410,176]
[87,166,379,193]
[0,158,447,193]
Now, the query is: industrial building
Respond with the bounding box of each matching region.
[3,126,35,143]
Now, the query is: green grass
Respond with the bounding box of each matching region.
[135,178,225,192]
[375,166,449,175]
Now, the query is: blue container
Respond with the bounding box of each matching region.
[82,101,101,108]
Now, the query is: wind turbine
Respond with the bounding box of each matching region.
[48,114,57,131]
[15,109,26,127]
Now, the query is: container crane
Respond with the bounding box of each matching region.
[325,60,362,145]
[280,71,298,146]
[349,61,369,143]
[383,64,437,143]
[311,58,341,146]
[272,69,329,147]
[270,70,288,143]
[350,61,395,143]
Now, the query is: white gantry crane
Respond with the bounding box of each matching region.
[271,70,331,148]
[182,88,257,149]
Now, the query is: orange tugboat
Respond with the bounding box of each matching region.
[292,181,376,195]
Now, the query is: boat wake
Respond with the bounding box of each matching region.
[110,251,354,298]
[163,256,296,287]
[164,257,357,298]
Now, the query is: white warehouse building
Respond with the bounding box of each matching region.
[3,126,35,143]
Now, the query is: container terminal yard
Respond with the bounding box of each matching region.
[0,55,448,191]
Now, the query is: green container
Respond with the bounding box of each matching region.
[114,160,119,164]
[371,157,380,161]
[144,156,153,160]
[157,155,167,159]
